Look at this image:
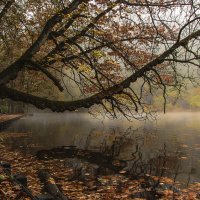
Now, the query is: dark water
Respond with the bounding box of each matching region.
[4,112,200,186]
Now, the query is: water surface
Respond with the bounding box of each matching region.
[5,112,200,186]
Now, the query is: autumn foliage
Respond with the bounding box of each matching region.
[0,0,199,118]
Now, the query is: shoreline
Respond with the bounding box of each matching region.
[0,114,24,130]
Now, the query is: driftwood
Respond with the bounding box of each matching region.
[38,170,68,200]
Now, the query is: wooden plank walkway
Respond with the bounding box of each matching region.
[0,114,24,130]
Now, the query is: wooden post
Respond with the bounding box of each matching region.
[13,173,28,187]
[0,161,11,173]
[38,170,68,200]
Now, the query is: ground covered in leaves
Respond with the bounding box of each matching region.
[0,132,200,199]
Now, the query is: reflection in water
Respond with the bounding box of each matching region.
[4,112,200,186]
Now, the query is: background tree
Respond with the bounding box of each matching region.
[0,0,199,119]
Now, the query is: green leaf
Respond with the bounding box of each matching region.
[0,175,5,182]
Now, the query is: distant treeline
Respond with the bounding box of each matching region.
[153,87,200,111]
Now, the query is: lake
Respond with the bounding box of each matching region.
[4,112,200,187]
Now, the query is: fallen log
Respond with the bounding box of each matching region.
[38,169,69,200]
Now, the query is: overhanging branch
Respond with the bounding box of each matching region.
[0,29,199,112]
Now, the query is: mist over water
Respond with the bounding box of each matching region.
[5,112,200,186]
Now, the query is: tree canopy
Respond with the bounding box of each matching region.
[0,0,199,118]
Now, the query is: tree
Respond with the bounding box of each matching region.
[0,0,199,119]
